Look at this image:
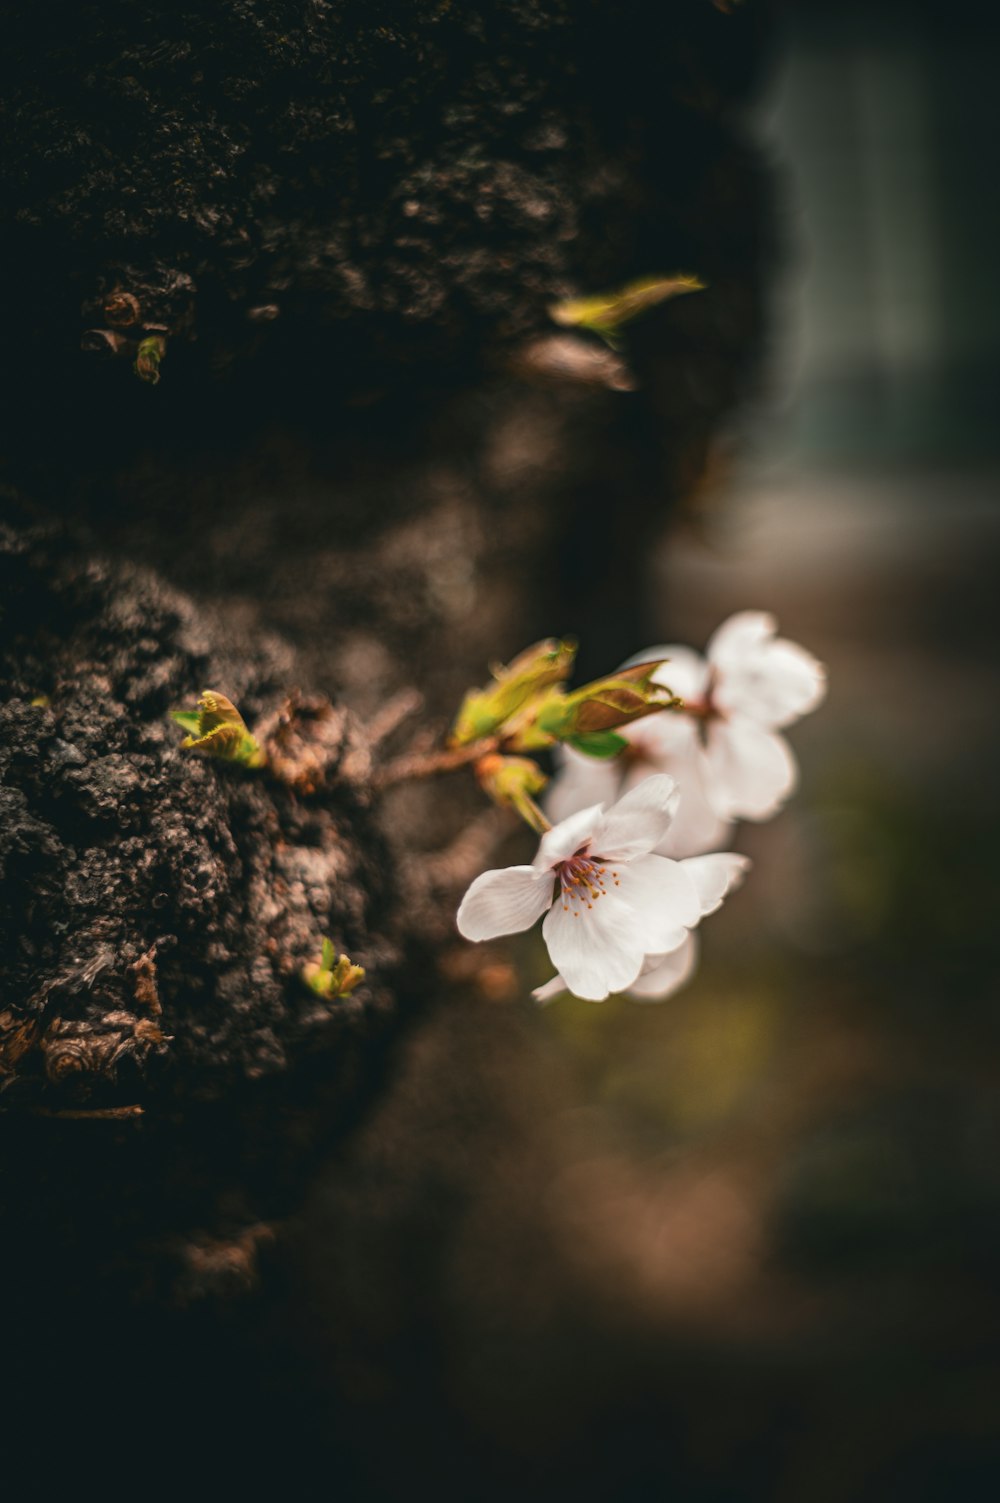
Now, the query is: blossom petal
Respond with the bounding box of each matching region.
[542,890,646,1001]
[457,865,554,941]
[628,933,699,1001]
[590,774,679,861]
[622,645,709,703]
[709,611,826,728]
[680,852,751,916]
[658,780,734,858]
[534,803,604,871]
[532,974,568,1005]
[627,718,735,857]
[607,717,731,857]
[626,709,700,760]
[704,716,796,820]
[707,610,775,666]
[544,746,622,828]
[614,852,702,945]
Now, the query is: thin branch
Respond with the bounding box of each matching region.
[419,806,513,889]
[365,687,425,749]
[24,1104,145,1121]
[373,734,499,791]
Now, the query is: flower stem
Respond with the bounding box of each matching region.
[511,792,552,835]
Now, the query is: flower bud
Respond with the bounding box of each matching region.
[450,638,576,746]
[475,753,550,833]
[476,753,547,804]
[505,661,679,755]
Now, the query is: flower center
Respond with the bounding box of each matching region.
[555,851,621,914]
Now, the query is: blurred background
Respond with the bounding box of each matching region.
[265,5,1000,1499]
[572,0,1000,1486]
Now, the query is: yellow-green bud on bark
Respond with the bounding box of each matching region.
[170,690,266,768]
[135,334,166,385]
[549,274,704,348]
[303,939,366,999]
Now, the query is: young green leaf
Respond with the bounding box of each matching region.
[171,690,266,768]
[567,730,629,759]
[502,661,679,752]
[549,274,704,348]
[451,638,577,746]
[169,710,203,735]
[302,940,366,1000]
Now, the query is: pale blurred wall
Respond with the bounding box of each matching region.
[759,3,1000,463]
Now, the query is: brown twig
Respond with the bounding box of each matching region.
[365,687,425,749]
[373,734,499,790]
[25,1104,145,1121]
[419,806,514,889]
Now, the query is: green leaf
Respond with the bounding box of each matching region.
[568,730,628,759]
[320,937,336,972]
[549,274,704,348]
[450,638,576,746]
[170,710,203,734]
[170,690,266,768]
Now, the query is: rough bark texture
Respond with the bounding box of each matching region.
[0,513,398,1105]
[0,513,406,1305]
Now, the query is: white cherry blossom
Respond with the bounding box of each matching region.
[546,717,733,859]
[546,611,825,853]
[458,775,720,1002]
[532,850,749,1004]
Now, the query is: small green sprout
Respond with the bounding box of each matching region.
[170,691,266,768]
[549,274,704,348]
[302,939,366,1000]
[135,335,166,385]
